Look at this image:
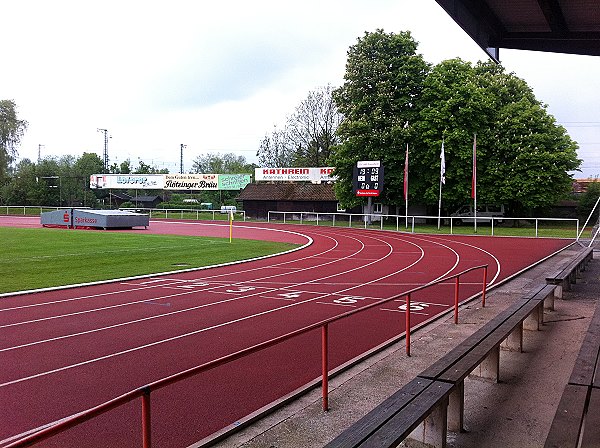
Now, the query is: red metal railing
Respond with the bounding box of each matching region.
[5,264,488,448]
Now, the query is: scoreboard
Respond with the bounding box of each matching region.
[353,161,384,197]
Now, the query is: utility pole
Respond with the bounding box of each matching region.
[97,128,109,173]
[180,144,187,174]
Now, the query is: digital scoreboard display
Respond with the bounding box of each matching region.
[353,161,384,197]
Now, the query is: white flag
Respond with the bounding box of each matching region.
[440,139,446,185]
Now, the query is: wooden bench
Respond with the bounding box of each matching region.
[326,284,554,448]
[323,378,453,448]
[546,247,593,298]
[545,301,600,448]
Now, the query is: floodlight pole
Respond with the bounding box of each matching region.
[180,144,187,174]
[97,128,109,173]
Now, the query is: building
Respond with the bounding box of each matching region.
[237,183,340,219]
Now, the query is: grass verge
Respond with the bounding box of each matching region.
[1,227,299,294]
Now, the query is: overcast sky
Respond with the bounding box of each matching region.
[2,0,599,178]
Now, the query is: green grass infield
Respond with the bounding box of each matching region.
[1,227,299,294]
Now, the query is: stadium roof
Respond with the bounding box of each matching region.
[435,0,600,61]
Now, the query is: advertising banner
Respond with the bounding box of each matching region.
[89,174,164,189]
[90,173,251,191]
[255,167,336,182]
[218,174,252,190]
[163,173,218,190]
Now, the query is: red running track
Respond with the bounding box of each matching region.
[0,217,572,447]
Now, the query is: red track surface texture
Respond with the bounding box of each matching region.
[0,217,571,447]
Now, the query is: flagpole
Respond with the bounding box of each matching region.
[438,138,445,230]
[473,133,477,233]
[404,143,409,229]
[438,175,443,230]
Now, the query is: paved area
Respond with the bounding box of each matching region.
[208,243,599,448]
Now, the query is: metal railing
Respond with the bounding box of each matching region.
[120,207,247,222]
[267,211,580,239]
[0,206,246,222]
[5,265,488,448]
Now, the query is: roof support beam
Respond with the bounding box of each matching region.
[536,0,569,34]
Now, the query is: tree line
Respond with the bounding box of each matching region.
[259,30,581,216]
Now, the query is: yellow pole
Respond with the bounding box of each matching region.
[229,210,234,243]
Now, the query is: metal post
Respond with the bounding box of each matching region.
[482,266,488,307]
[454,277,460,324]
[406,294,411,356]
[322,324,329,411]
[142,388,151,448]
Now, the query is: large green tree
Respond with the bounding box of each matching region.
[0,100,28,183]
[329,30,430,208]
[415,59,579,214]
[413,58,497,210]
[472,62,580,215]
[329,31,580,215]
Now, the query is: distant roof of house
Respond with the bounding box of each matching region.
[237,183,337,201]
[111,192,132,200]
[134,196,162,202]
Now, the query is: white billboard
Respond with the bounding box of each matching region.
[255,167,336,182]
[90,174,164,189]
[90,173,234,191]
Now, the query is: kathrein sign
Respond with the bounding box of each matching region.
[353,161,384,197]
[90,173,250,191]
[255,167,336,182]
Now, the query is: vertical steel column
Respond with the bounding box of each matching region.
[454,277,460,324]
[406,293,411,356]
[322,324,329,411]
[142,388,151,448]
[482,266,488,307]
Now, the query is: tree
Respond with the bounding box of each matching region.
[286,84,342,166]
[190,152,255,206]
[257,85,343,167]
[329,32,580,215]
[329,30,430,208]
[109,159,133,174]
[0,100,28,183]
[472,62,580,216]
[413,58,495,210]
[577,180,600,222]
[191,152,254,174]
[257,126,296,167]
[135,160,169,174]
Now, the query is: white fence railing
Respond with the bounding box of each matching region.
[120,207,246,222]
[0,206,246,222]
[267,211,580,239]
